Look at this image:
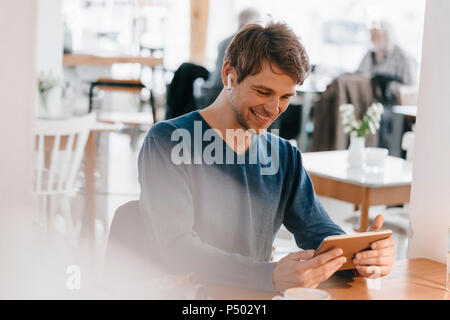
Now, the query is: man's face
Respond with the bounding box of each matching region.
[229,61,296,132]
[370,28,388,51]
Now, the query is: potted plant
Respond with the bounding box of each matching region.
[339,102,384,167]
[37,72,60,116]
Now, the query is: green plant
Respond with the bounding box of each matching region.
[38,72,60,96]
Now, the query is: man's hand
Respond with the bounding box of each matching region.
[353,214,396,277]
[272,248,346,292]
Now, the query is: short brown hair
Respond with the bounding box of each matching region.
[224,21,310,85]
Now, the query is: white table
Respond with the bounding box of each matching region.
[393,105,417,119]
[302,151,413,231]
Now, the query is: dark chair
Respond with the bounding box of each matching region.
[278,103,302,141]
[105,200,161,276]
[165,62,209,120]
[88,78,157,123]
[104,201,207,298]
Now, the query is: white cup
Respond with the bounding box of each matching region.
[272,287,331,300]
[365,147,388,168]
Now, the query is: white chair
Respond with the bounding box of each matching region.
[401,124,416,162]
[34,114,95,245]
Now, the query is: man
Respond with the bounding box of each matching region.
[357,19,416,103]
[138,22,395,292]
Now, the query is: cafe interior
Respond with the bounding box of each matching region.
[0,0,449,300]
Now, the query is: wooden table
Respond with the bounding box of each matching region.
[97,111,154,126]
[85,121,117,247]
[85,121,117,240]
[302,151,412,232]
[206,258,449,300]
[63,53,163,67]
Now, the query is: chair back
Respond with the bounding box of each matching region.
[401,130,415,162]
[105,200,162,276]
[34,114,95,196]
[107,200,157,258]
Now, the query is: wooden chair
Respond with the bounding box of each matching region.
[34,114,95,245]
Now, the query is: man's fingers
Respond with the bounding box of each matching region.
[309,256,347,286]
[306,248,343,268]
[354,247,396,260]
[288,250,315,261]
[369,214,384,232]
[353,256,394,266]
[370,237,395,250]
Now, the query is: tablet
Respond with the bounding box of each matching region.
[314,230,393,271]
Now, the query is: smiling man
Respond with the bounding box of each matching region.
[138,21,395,292]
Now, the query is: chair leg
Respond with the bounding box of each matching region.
[48,194,57,232]
[149,89,157,123]
[59,196,80,246]
[33,195,44,230]
[42,195,48,232]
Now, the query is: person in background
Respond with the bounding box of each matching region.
[200,8,261,106]
[357,19,417,149]
[357,19,417,104]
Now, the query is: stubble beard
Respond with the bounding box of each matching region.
[230,92,250,131]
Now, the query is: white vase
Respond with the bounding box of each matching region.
[38,88,61,118]
[347,136,366,168]
[38,93,49,116]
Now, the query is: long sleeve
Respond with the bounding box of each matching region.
[282,150,346,250]
[138,123,276,291]
[356,51,373,76]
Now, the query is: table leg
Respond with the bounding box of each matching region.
[359,188,370,232]
[85,131,97,248]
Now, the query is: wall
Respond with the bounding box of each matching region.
[0,0,37,297]
[408,0,450,264]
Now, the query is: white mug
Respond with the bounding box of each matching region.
[272,287,331,300]
[365,147,388,168]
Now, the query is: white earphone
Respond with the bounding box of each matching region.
[227,73,232,90]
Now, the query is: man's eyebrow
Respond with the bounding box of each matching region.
[252,85,295,96]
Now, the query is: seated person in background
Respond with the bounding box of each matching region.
[200,8,261,107]
[357,19,417,105]
[138,21,395,292]
[357,19,417,150]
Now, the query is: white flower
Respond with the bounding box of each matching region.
[339,104,354,113]
[343,126,353,134]
[368,120,376,134]
[351,120,360,129]
[340,102,383,137]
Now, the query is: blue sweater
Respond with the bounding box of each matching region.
[138,110,346,291]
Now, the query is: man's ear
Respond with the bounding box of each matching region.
[221,60,236,89]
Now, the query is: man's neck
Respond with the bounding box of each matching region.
[199,90,253,155]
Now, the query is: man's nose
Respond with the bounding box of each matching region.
[268,96,280,115]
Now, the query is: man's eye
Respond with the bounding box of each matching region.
[257,90,270,96]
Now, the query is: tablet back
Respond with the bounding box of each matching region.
[315,230,393,270]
